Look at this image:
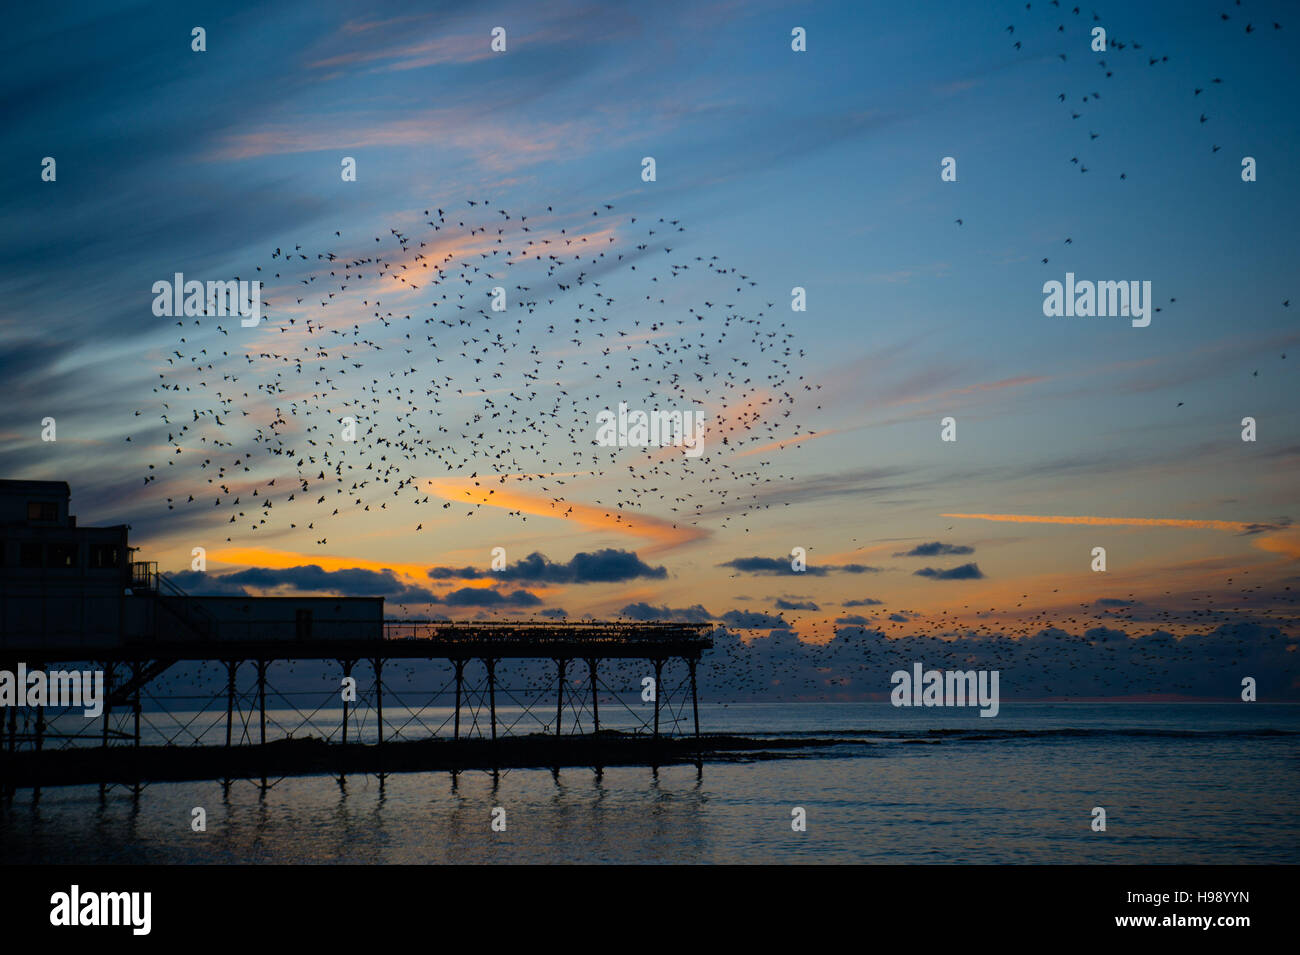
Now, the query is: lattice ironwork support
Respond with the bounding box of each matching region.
[371,657,384,746]
[256,660,268,746]
[486,657,497,741]
[340,659,356,746]
[652,658,664,740]
[131,661,141,748]
[555,658,568,735]
[224,660,238,748]
[689,657,700,740]
[453,658,465,740]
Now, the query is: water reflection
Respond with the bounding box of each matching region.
[2,704,1297,864]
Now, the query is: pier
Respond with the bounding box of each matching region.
[0,479,716,791]
[1,620,715,790]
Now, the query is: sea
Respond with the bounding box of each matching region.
[3,703,1297,864]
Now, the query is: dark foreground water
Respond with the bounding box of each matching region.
[3,703,1297,864]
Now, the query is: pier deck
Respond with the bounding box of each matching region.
[3,620,714,663]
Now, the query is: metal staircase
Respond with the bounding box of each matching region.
[129,561,217,641]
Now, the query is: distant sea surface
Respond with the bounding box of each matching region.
[3,703,1297,864]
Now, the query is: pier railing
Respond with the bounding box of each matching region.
[121,611,713,642]
[382,620,714,644]
[105,615,714,655]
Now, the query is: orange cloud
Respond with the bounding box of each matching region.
[944,513,1273,532]
[730,430,832,459]
[209,546,431,580]
[207,545,567,597]
[424,477,707,553]
[1253,530,1300,560]
[208,110,593,170]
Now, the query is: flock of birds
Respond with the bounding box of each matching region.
[963,0,1293,404]
[140,203,817,542]
[1004,1,1282,179]
[695,570,1297,699]
[105,565,1297,724]
[115,5,1297,709]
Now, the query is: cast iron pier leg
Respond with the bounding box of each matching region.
[131,661,141,747]
[555,658,567,735]
[372,657,384,746]
[225,660,237,747]
[689,657,700,740]
[341,659,355,745]
[454,659,464,740]
[652,658,664,740]
[487,658,497,741]
[256,660,268,746]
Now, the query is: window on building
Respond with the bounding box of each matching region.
[90,544,121,569]
[19,543,42,568]
[47,542,77,568]
[26,501,57,523]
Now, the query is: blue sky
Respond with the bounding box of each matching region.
[2,0,1297,698]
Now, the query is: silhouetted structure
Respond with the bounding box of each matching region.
[0,480,713,788]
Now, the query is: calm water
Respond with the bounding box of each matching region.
[3,703,1297,864]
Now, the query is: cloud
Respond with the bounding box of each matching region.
[425,477,708,552]
[167,570,251,597]
[209,110,596,174]
[914,562,985,580]
[945,513,1285,533]
[721,609,788,629]
[721,556,879,576]
[619,602,713,623]
[1252,529,1300,560]
[0,340,68,392]
[946,513,1300,564]
[538,608,569,619]
[895,541,974,557]
[722,556,821,576]
[209,547,431,582]
[775,599,819,611]
[699,617,1300,701]
[188,564,441,602]
[835,614,872,625]
[428,548,666,584]
[172,564,550,608]
[730,430,833,459]
[433,587,543,608]
[843,597,884,606]
[698,466,925,519]
[1240,521,1292,536]
[306,33,497,72]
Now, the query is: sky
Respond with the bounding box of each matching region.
[2,0,1297,699]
